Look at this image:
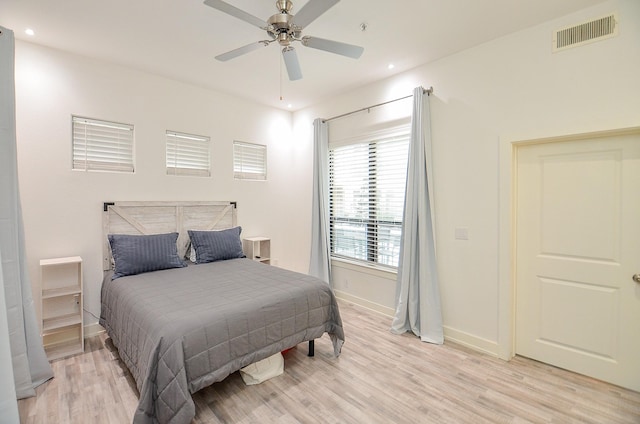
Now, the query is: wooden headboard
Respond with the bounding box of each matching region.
[102,201,237,271]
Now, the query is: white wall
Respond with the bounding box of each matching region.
[293,0,640,356]
[13,41,310,330]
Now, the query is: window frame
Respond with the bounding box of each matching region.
[165,130,211,177]
[71,115,135,173]
[233,140,267,181]
[328,127,410,270]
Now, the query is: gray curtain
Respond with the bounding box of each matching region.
[391,87,443,344]
[0,250,19,424]
[308,118,331,284]
[0,26,54,399]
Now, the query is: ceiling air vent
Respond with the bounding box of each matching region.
[553,13,617,52]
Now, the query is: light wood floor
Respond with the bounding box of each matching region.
[19,300,640,424]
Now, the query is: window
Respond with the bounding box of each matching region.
[72,116,134,172]
[166,131,210,177]
[329,131,409,268]
[233,141,267,180]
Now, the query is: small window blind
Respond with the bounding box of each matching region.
[166,131,211,177]
[233,141,267,180]
[329,132,409,268]
[72,116,134,172]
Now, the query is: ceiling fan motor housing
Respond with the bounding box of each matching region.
[276,0,293,13]
[267,11,298,46]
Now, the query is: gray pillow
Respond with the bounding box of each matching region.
[188,227,245,264]
[108,232,186,279]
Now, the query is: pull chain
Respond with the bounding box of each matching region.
[279,53,283,101]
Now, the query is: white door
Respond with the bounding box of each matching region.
[515,129,640,392]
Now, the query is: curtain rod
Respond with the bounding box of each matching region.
[323,86,433,123]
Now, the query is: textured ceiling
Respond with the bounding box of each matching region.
[1,0,608,110]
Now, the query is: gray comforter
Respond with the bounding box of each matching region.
[99,258,344,424]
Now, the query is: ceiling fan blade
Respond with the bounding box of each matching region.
[302,36,364,59]
[215,41,270,62]
[282,47,303,81]
[292,0,339,28]
[203,0,267,29]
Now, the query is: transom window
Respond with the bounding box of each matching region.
[166,131,210,177]
[72,116,134,173]
[329,131,409,268]
[233,141,267,180]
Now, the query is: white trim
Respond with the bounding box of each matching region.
[498,125,640,362]
[498,131,516,361]
[333,289,395,317]
[443,326,501,357]
[335,290,502,357]
[331,257,397,279]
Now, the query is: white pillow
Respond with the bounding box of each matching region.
[240,352,284,385]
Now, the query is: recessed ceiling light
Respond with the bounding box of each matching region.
[388,63,395,70]
[287,104,292,108]
[25,28,35,36]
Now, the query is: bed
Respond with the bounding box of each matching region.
[98,201,344,424]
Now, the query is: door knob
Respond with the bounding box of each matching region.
[634,274,640,283]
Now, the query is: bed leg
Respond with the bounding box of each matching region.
[308,340,314,357]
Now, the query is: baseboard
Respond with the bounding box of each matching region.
[84,322,105,339]
[333,289,395,317]
[443,326,500,357]
[334,290,501,358]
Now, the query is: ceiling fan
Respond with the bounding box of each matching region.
[204,0,364,81]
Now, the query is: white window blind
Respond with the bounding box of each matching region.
[72,116,134,172]
[329,132,409,268]
[233,141,267,180]
[166,131,211,177]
